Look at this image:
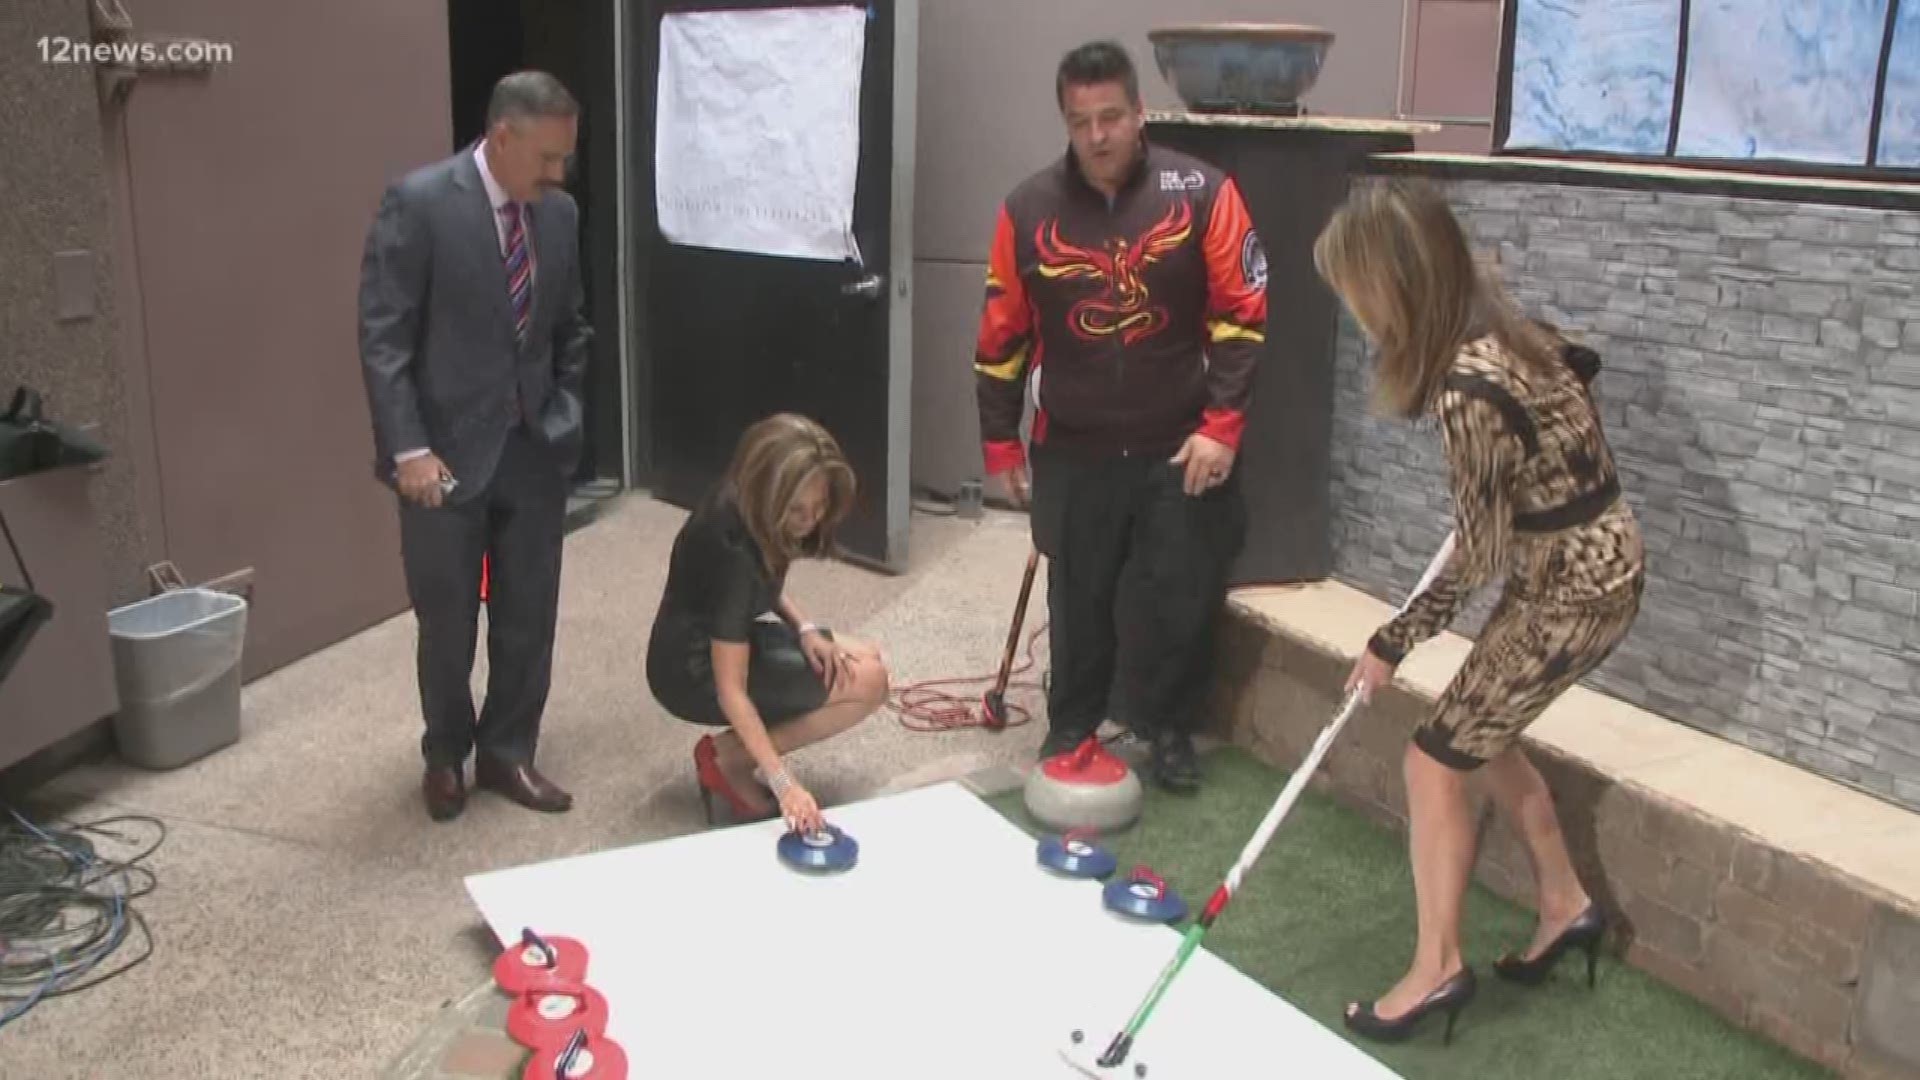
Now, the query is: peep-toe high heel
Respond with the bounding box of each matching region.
[1344,967,1478,1046]
[1494,903,1607,988]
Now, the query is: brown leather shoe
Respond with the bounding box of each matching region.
[423,765,466,822]
[476,757,573,813]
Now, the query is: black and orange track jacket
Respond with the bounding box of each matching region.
[973,141,1267,475]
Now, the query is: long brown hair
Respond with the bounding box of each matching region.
[1313,179,1559,419]
[721,413,856,579]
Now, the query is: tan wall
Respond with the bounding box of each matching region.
[1401,0,1502,151]
[909,0,1412,497]
[0,0,155,605]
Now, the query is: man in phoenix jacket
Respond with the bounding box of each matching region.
[973,41,1267,792]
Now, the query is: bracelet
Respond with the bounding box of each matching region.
[797,622,824,637]
[766,768,794,796]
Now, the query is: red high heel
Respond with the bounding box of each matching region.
[693,735,775,825]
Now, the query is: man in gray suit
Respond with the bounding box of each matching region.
[358,71,591,821]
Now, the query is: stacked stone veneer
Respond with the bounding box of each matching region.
[1325,176,1920,814]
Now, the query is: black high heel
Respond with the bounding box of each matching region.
[1344,967,1477,1046]
[1494,904,1607,988]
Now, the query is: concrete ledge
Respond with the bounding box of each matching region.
[1208,581,1920,1080]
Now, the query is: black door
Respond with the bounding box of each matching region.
[636,0,910,571]
[451,0,625,492]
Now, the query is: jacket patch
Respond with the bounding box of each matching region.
[1241,232,1268,291]
[1159,168,1206,192]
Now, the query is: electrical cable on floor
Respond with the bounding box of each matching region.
[887,619,1051,733]
[0,808,163,1031]
[885,623,1139,751]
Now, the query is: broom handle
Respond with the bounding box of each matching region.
[1216,690,1361,901]
[1408,531,1458,613]
[1097,532,1458,1067]
[994,548,1040,693]
[1217,530,1454,902]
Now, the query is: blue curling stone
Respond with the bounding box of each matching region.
[1102,870,1188,924]
[777,824,859,873]
[1037,834,1118,880]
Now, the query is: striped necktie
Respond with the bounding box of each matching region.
[503,202,531,344]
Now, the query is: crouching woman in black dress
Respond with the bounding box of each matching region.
[646,413,891,834]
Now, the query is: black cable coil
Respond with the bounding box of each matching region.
[0,808,163,1029]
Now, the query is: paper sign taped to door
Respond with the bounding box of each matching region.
[655,5,867,263]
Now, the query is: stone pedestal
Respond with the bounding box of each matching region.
[1143,111,1436,586]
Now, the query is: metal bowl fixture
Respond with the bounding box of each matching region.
[1147,24,1336,116]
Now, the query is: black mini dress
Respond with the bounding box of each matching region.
[645,492,831,727]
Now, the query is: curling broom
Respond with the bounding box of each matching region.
[981,547,1041,731]
[1065,532,1458,1075]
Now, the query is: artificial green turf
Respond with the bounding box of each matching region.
[988,746,1833,1080]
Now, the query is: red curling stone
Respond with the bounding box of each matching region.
[507,984,611,1051]
[1022,736,1144,834]
[492,929,590,994]
[522,1029,628,1080]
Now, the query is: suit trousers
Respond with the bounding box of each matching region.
[1029,442,1246,741]
[399,427,567,769]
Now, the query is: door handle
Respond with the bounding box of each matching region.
[841,273,884,301]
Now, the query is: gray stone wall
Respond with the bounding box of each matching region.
[1327,178,1920,813]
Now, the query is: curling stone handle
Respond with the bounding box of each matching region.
[520,927,557,968]
[555,1027,589,1078]
[1070,737,1100,771]
[1130,865,1167,892]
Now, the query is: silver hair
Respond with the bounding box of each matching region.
[486,70,579,126]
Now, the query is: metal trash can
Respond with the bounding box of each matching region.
[106,587,248,769]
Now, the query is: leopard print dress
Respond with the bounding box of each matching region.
[1366,334,1646,769]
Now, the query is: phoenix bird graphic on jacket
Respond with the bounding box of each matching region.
[1034,201,1193,345]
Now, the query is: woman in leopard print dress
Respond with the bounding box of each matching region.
[1313,180,1646,1045]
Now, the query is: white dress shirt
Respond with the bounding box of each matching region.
[475,140,536,271]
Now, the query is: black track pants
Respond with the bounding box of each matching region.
[1030,443,1246,741]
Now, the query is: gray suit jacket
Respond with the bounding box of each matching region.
[357,146,593,500]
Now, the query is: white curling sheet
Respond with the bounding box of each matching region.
[654,4,867,262]
[465,782,1403,1080]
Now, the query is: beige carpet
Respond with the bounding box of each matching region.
[4,494,1054,1079]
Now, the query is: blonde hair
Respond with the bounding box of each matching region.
[1313,179,1559,419]
[722,413,856,578]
